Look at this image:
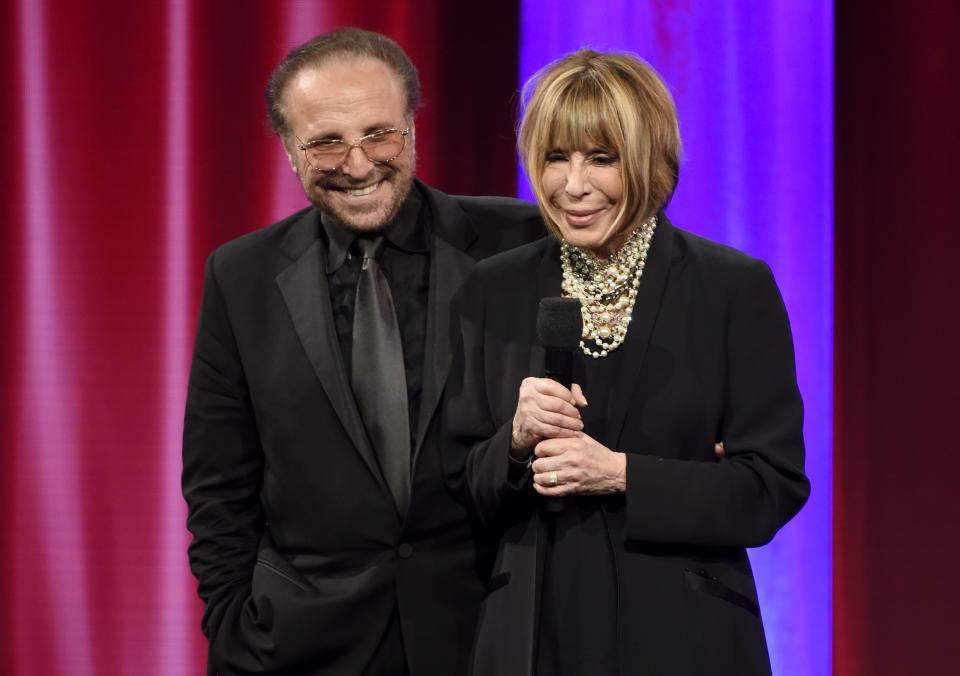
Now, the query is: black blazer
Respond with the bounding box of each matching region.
[182,180,543,676]
[443,216,810,675]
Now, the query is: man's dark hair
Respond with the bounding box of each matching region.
[266,27,421,137]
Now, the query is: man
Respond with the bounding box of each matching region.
[182,28,543,676]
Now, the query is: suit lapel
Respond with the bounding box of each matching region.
[415,235,475,463]
[274,212,384,488]
[411,182,479,466]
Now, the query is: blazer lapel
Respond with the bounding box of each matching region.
[274,213,384,487]
[604,214,675,447]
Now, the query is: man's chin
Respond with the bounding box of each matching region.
[310,178,412,232]
[335,215,393,233]
[312,202,395,233]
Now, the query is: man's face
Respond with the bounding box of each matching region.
[282,58,416,232]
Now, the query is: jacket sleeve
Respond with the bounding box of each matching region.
[182,250,265,668]
[623,258,809,547]
[442,269,537,531]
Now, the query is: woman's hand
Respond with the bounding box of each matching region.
[531,433,627,496]
[510,377,587,459]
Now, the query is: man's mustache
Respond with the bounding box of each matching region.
[316,166,394,189]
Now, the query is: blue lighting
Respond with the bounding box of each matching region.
[518,2,833,674]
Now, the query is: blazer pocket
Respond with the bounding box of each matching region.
[483,571,511,597]
[683,569,759,618]
[255,556,312,593]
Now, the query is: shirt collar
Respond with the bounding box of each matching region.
[321,187,428,273]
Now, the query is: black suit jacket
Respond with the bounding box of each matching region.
[443,216,810,675]
[182,180,543,675]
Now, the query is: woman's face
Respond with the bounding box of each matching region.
[540,145,627,258]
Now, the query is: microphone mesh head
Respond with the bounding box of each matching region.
[537,297,583,349]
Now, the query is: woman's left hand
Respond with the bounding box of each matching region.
[530,432,627,496]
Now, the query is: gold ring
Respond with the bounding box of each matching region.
[549,471,558,486]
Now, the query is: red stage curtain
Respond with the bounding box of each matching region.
[835,1,960,673]
[0,1,519,673]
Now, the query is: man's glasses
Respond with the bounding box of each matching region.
[296,128,410,172]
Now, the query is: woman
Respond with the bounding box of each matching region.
[443,50,809,675]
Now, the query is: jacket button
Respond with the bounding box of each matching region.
[397,543,413,559]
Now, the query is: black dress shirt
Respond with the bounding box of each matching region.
[320,188,430,451]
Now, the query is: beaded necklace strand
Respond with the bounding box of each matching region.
[560,215,657,358]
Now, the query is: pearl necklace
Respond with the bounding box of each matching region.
[560,215,657,358]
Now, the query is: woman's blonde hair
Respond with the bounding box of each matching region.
[518,49,681,239]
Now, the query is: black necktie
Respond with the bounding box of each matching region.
[351,235,410,516]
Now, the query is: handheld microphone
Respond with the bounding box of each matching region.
[536,297,583,515]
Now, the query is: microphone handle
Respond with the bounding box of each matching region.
[543,348,573,515]
[544,348,573,388]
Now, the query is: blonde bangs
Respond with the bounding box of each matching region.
[547,78,621,153]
